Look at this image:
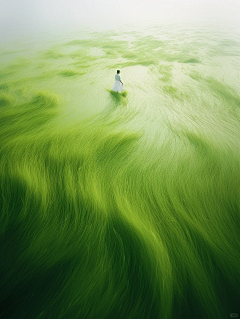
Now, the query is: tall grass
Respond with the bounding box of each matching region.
[0,26,240,318]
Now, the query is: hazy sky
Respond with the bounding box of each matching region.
[1,0,240,40]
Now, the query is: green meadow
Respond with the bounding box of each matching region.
[0,24,240,318]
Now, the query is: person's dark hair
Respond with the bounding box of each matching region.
[117,70,120,74]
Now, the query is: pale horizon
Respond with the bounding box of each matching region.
[1,0,240,41]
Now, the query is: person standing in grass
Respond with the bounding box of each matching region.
[111,70,124,93]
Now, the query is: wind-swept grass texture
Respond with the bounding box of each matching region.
[0,25,240,319]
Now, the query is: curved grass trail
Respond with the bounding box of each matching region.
[0,24,240,319]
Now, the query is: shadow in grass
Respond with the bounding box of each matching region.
[183,58,201,64]
[107,89,128,107]
[58,70,84,77]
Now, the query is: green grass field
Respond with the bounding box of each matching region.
[0,25,240,318]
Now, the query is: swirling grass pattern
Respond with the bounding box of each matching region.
[0,25,240,319]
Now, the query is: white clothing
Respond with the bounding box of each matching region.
[112,73,124,93]
[115,74,121,81]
